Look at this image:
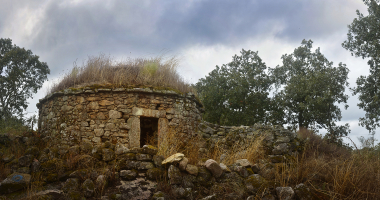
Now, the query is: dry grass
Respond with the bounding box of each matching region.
[48,54,195,95]
[271,129,380,199]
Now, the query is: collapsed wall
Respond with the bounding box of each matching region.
[37,87,203,148]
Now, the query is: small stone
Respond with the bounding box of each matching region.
[120,170,137,180]
[179,157,188,171]
[235,159,252,167]
[109,110,122,119]
[115,143,129,155]
[136,153,152,161]
[276,187,295,200]
[185,164,199,176]
[81,179,95,198]
[204,159,223,178]
[219,163,231,172]
[102,148,115,161]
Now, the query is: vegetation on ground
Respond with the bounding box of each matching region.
[48,54,195,95]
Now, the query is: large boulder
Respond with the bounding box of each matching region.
[0,172,31,194]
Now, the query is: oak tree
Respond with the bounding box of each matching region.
[342,0,380,134]
[0,38,50,128]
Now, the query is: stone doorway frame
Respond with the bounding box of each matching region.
[127,107,168,148]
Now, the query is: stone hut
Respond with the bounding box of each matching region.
[37,87,203,148]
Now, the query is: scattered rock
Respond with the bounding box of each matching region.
[235,159,252,167]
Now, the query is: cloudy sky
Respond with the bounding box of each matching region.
[1,0,375,147]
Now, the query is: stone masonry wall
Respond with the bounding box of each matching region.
[37,87,203,148]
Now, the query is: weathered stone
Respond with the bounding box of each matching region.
[94,129,104,137]
[146,168,163,180]
[158,118,169,147]
[205,159,223,178]
[120,170,137,180]
[96,175,108,191]
[235,159,252,167]
[276,187,295,200]
[294,183,314,200]
[102,148,115,161]
[96,112,106,119]
[272,143,290,155]
[197,167,213,187]
[219,163,231,172]
[128,117,140,148]
[138,162,154,170]
[109,110,122,119]
[81,179,95,198]
[245,174,267,194]
[162,153,184,165]
[142,145,158,155]
[136,153,152,161]
[99,100,114,106]
[168,165,182,185]
[2,154,14,163]
[153,155,164,168]
[18,154,34,167]
[62,178,80,193]
[118,178,157,200]
[88,102,99,110]
[185,164,198,176]
[178,157,189,171]
[115,143,129,155]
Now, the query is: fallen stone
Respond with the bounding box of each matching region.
[0,172,31,194]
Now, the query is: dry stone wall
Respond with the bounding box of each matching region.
[37,87,203,148]
[197,121,302,160]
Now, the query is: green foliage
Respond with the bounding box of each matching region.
[0,38,50,129]
[342,0,380,133]
[194,49,274,125]
[273,39,350,140]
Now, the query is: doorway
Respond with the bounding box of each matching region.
[140,117,158,147]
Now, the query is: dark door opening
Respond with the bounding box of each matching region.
[140,117,158,147]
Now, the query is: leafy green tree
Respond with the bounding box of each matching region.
[273,39,350,141]
[195,49,274,125]
[342,0,380,134]
[0,38,50,128]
